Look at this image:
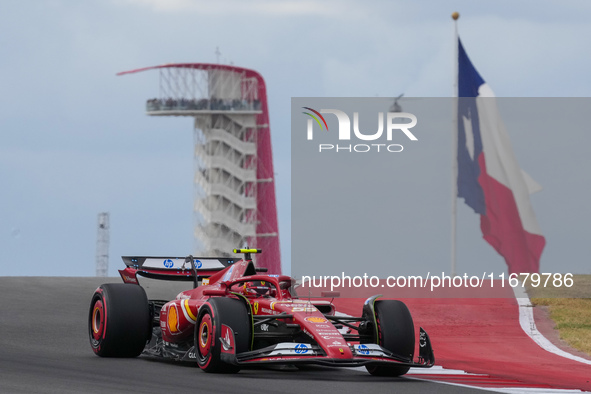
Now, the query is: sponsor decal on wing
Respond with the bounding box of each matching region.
[353,343,387,357]
[266,343,316,356]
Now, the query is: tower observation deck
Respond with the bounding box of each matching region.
[118,64,280,273]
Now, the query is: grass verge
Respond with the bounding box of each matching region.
[528,275,591,356]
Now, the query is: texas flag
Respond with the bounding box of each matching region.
[457,38,545,274]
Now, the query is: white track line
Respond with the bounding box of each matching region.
[513,285,591,366]
[406,374,584,394]
[407,367,584,394]
[408,365,483,375]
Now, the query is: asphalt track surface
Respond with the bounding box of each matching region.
[0,277,484,394]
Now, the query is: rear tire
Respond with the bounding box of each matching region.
[366,300,415,377]
[88,283,151,357]
[195,297,251,373]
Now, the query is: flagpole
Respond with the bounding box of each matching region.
[451,12,460,277]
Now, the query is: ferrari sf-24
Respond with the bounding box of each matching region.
[89,249,434,376]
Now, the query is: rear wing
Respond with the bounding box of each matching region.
[119,255,236,287]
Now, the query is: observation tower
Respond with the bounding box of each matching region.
[118,64,280,273]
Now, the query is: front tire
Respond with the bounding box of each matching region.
[195,297,251,373]
[88,283,151,357]
[366,300,415,377]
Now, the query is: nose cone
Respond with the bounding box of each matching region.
[324,339,353,359]
[298,315,353,359]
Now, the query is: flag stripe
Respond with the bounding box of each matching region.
[478,154,546,273]
[475,85,543,236]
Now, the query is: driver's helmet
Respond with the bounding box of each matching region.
[242,280,271,297]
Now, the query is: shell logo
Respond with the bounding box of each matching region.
[168,305,179,333]
[305,316,328,324]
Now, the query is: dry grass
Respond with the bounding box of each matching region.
[529,275,591,356]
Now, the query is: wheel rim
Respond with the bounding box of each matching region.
[198,314,212,357]
[91,299,104,341]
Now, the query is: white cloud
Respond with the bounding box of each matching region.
[113,0,337,16]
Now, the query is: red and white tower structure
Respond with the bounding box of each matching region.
[118,64,281,273]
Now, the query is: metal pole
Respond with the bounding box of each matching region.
[451,12,460,277]
[95,212,110,277]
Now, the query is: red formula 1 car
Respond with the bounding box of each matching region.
[89,249,434,376]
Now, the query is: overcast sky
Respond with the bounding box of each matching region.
[1,0,590,277]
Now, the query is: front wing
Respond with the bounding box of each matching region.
[225,327,435,368]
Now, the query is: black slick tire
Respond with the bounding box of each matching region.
[195,297,251,373]
[366,300,415,377]
[88,283,151,357]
